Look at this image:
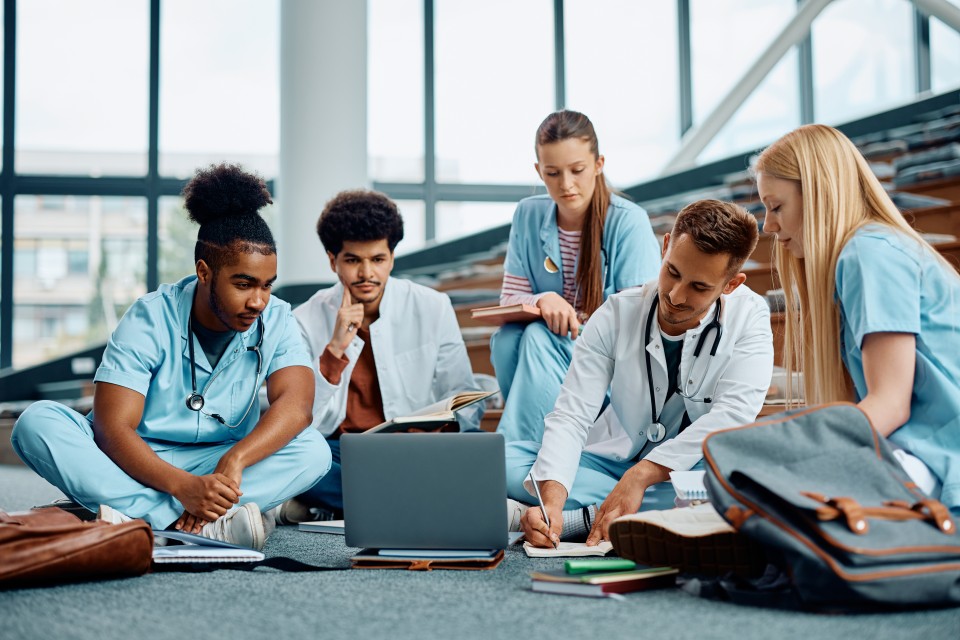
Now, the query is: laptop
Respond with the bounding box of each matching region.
[340,432,508,550]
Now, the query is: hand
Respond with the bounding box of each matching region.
[172,473,242,527]
[173,511,208,535]
[328,287,365,358]
[520,479,565,548]
[586,466,650,546]
[537,293,580,339]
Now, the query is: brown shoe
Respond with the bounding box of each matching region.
[608,504,767,577]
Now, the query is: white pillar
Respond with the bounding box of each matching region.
[278,0,368,287]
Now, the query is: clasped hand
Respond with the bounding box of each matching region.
[536,293,580,339]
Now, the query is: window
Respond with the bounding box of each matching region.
[812,0,914,124]
[435,201,515,243]
[433,0,554,184]
[16,0,149,176]
[159,0,280,179]
[13,196,147,369]
[368,0,424,182]
[394,200,427,256]
[931,4,960,93]
[690,0,799,162]
[565,0,680,186]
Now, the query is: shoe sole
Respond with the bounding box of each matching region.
[609,518,768,577]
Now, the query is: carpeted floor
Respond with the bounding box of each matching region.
[1,464,958,640]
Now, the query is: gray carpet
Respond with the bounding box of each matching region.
[1,464,958,640]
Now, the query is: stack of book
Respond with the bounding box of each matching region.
[530,560,678,598]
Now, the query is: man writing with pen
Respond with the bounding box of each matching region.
[507,200,774,547]
[276,189,482,523]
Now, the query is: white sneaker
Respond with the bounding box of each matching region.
[507,498,529,532]
[199,503,267,551]
[608,503,766,577]
[96,504,133,525]
[273,498,314,525]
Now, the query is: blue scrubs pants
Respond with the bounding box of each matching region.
[11,400,331,529]
[505,441,679,512]
[296,437,344,511]
[491,321,575,443]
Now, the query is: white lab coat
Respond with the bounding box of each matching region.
[293,277,482,436]
[529,281,774,495]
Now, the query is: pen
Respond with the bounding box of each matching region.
[530,473,558,550]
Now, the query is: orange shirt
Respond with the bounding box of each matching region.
[318,326,386,438]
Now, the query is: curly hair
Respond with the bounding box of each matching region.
[316,189,404,256]
[182,163,276,272]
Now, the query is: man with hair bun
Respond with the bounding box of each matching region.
[510,200,774,552]
[286,188,480,521]
[12,163,330,551]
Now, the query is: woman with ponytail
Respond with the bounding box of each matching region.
[492,110,659,443]
[756,124,960,516]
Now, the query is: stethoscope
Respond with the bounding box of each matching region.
[185,315,264,428]
[643,292,722,443]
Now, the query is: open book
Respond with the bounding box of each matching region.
[470,304,542,326]
[366,390,498,434]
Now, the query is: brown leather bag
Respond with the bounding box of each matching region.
[0,507,153,588]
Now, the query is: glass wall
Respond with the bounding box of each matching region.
[812,0,914,124]
[565,0,679,187]
[13,195,146,369]
[433,0,554,185]
[368,0,424,183]
[159,0,279,179]
[3,0,960,369]
[16,0,149,176]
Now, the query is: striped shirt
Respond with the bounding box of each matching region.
[501,228,582,311]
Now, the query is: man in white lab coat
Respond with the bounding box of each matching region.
[288,189,480,518]
[514,199,774,547]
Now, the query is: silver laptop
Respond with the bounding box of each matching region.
[340,432,508,550]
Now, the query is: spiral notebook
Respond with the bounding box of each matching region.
[151,529,264,563]
[669,470,708,501]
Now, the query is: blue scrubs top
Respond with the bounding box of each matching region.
[92,275,312,447]
[835,224,960,509]
[503,193,660,306]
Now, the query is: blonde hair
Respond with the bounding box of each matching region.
[755,124,956,406]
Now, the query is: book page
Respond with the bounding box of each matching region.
[523,541,613,558]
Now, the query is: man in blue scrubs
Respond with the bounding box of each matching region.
[12,164,330,550]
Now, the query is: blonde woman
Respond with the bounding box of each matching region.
[756,124,960,515]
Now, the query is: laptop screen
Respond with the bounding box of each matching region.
[340,432,508,550]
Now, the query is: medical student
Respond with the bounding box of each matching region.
[288,189,480,520]
[11,164,330,550]
[756,124,960,516]
[492,109,660,443]
[514,200,774,548]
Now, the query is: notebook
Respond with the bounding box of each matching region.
[523,541,613,558]
[151,530,264,563]
[340,432,508,551]
[298,520,345,535]
[366,390,496,433]
[530,567,678,598]
[670,470,708,501]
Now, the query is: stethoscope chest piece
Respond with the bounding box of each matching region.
[185,393,205,412]
[544,256,559,274]
[647,422,666,443]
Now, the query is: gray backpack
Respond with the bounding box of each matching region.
[702,402,960,610]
